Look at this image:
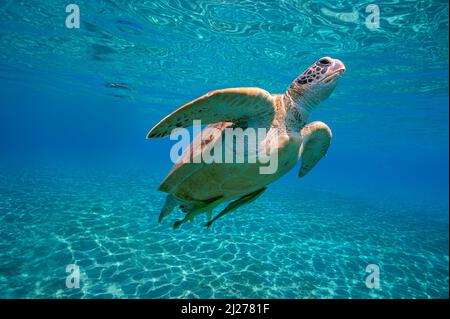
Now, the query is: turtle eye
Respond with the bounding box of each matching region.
[297,77,307,85]
[318,58,331,66]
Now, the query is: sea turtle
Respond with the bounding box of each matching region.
[147,57,345,229]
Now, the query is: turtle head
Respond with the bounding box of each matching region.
[288,57,346,111]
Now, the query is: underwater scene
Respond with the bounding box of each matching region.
[0,0,448,299]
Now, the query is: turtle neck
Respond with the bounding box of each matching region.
[283,84,315,133]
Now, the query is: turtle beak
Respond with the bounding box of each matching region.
[323,58,346,83]
[332,58,346,75]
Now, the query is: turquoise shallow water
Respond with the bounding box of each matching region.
[0,0,449,298]
[0,168,448,298]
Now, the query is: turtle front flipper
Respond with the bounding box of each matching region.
[298,121,332,178]
[146,87,276,138]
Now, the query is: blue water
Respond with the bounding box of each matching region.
[0,0,448,298]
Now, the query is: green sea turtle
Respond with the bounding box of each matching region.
[147,57,345,229]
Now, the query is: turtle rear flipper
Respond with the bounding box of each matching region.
[158,194,181,222]
[205,187,267,228]
[172,195,224,230]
